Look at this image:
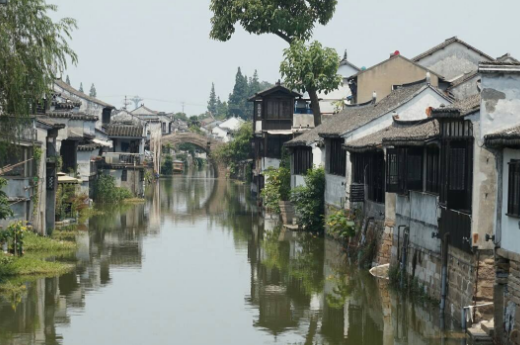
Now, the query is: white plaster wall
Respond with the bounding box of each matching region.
[480,73,520,139]
[451,76,480,100]
[415,42,491,80]
[261,158,280,172]
[338,64,359,79]
[325,174,346,208]
[501,148,520,254]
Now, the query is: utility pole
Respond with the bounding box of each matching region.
[181,102,185,114]
[122,96,132,110]
[130,96,144,110]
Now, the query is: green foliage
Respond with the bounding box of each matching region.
[290,167,325,232]
[280,40,341,126]
[66,75,71,85]
[189,125,203,135]
[212,123,253,175]
[327,210,356,239]
[93,175,134,203]
[216,97,228,120]
[228,67,249,119]
[0,222,26,257]
[79,82,84,93]
[209,0,338,44]
[0,178,13,221]
[0,0,77,122]
[56,183,88,221]
[208,83,218,116]
[89,83,97,98]
[261,167,291,213]
[161,154,174,175]
[173,112,188,122]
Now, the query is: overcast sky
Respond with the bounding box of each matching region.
[52,0,520,115]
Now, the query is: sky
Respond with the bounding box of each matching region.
[52,0,520,116]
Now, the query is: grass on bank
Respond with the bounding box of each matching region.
[0,231,77,292]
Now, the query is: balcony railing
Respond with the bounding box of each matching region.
[102,152,144,165]
[294,108,313,114]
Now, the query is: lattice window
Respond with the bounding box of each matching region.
[508,160,520,217]
[293,147,313,175]
[328,138,346,176]
[425,145,440,194]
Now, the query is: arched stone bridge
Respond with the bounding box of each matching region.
[162,132,226,178]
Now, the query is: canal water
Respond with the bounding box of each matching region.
[0,175,464,345]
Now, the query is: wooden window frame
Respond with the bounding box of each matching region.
[367,151,385,204]
[328,138,346,176]
[265,98,293,120]
[425,145,440,194]
[293,147,313,175]
[508,160,520,218]
[122,169,128,182]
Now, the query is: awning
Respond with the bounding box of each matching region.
[58,175,82,184]
[93,138,113,148]
[266,130,293,135]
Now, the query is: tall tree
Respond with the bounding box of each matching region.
[66,75,71,85]
[89,84,97,98]
[210,0,337,44]
[207,83,218,116]
[246,70,262,119]
[0,0,77,125]
[79,82,84,93]
[228,67,248,119]
[209,0,338,124]
[280,40,341,126]
[216,97,228,120]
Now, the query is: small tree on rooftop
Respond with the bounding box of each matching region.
[79,82,84,93]
[66,75,71,85]
[207,83,218,116]
[280,40,342,126]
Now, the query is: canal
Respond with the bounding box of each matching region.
[0,175,464,344]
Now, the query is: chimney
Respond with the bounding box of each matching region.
[426,72,431,84]
[343,49,348,61]
[372,91,377,103]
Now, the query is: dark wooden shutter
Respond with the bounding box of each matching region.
[386,148,400,193]
[406,148,423,191]
[508,160,520,217]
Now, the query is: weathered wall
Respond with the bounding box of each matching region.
[415,42,491,80]
[356,56,439,104]
[495,248,520,345]
[325,174,346,209]
[450,75,481,100]
[480,73,520,139]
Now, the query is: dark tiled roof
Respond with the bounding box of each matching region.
[343,119,440,152]
[431,94,480,118]
[285,127,321,147]
[485,125,520,147]
[496,53,519,63]
[46,112,99,121]
[479,61,520,73]
[55,79,115,109]
[248,83,301,101]
[447,71,480,90]
[35,117,66,129]
[104,124,144,138]
[413,36,495,62]
[317,83,448,137]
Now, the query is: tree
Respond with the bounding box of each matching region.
[216,97,228,120]
[79,83,84,93]
[89,84,97,98]
[212,123,253,175]
[0,178,13,221]
[0,0,77,139]
[207,83,218,116]
[210,0,337,44]
[228,67,248,119]
[66,75,71,85]
[280,40,341,126]
[209,1,339,125]
[173,112,188,122]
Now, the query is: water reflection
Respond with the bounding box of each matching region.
[0,174,463,345]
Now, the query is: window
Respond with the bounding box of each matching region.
[293,147,313,175]
[265,99,293,120]
[122,169,128,182]
[508,160,520,217]
[367,151,385,203]
[256,102,262,119]
[265,135,291,159]
[351,153,366,184]
[328,138,346,176]
[386,147,423,194]
[406,148,423,191]
[425,145,440,194]
[440,139,473,211]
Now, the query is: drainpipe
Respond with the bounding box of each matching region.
[398,225,408,289]
[440,232,450,313]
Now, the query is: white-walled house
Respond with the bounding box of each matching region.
[480,61,520,344]
[212,117,245,142]
[285,128,323,188]
[316,80,451,211]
